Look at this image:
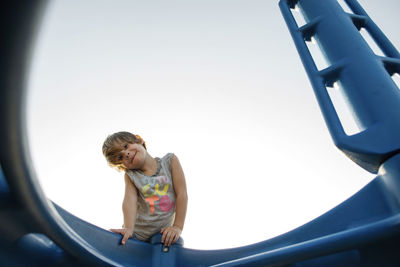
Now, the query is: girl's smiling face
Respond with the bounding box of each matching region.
[118,142,146,170]
[102,132,148,172]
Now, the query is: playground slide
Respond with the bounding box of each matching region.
[2,158,400,266]
[1,0,400,266]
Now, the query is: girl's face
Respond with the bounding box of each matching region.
[117,142,147,170]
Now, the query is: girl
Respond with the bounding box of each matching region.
[102,132,188,247]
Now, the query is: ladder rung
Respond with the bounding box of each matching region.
[298,17,321,41]
[347,13,368,30]
[318,61,347,87]
[287,0,299,9]
[379,56,400,75]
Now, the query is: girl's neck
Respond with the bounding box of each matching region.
[140,155,158,176]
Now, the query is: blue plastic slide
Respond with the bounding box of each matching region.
[1,0,400,266]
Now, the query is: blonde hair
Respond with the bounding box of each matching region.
[102,131,146,172]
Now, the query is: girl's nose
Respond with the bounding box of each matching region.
[121,150,129,158]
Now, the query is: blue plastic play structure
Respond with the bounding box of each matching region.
[1,0,400,266]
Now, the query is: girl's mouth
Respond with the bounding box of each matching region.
[131,152,137,163]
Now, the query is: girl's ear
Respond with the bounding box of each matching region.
[135,134,146,148]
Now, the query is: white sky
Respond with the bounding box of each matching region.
[27,0,400,249]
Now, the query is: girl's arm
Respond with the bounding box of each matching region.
[110,173,138,245]
[160,154,188,246]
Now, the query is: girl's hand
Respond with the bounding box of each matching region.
[110,228,134,245]
[160,225,182,247]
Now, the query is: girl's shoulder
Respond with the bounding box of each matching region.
[161,152,174,160]
[125,168,136,179]
[160,152,175,166]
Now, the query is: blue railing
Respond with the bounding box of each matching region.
[280,0,400,173]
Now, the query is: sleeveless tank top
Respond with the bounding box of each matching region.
[126,153,176,241]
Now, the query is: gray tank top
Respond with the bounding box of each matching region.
[126,153,176,241]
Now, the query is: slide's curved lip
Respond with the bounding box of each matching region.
[0,1,120,266]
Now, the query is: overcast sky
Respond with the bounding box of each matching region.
[27,0,400,249]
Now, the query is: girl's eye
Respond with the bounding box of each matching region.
[124,144,128,149]
[118,155,123,161]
